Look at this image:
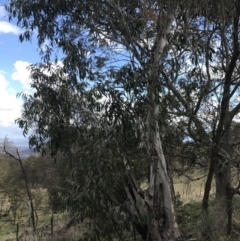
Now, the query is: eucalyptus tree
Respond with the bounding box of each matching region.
[7,1,184,240]
[160,4,240,237]
[6,0,239,240]
[200,13,240,236]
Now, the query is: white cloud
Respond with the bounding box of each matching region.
[11,60,32,89]
[0,21,21,34]
[11,60,65,91]
[0,6,6,18]
[0,72,8,88]
[0,72,22,127]
[39,39,51,52]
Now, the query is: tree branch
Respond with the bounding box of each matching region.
[3,139,36,233]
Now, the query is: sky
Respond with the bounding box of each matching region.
[0,3,40,142]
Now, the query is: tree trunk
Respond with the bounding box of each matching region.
[146,92,180,240]
[201,144,217,238]
[124,170,180,241]
[144,8,181,240]
[201,12,239,234]
[214,161,232,235]
[202,122,233,238]
[213,13,240,236]
[202,103,233,238]
[122,7,181,235]
[214,124,232,236]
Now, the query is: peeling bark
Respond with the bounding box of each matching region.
[122,23,183,233]
[144,7,181,241]
[123,170,180,241]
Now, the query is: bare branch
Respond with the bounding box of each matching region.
[3,138,36,233]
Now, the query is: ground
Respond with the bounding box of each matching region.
[1,171,240,241]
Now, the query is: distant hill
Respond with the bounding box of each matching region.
[0,138,36,159]
[18,148,36,159]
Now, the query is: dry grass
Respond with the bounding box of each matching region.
[174,169,240,241]
[1,170,240,241]
[0,188,66,241]
[173,170,215,203]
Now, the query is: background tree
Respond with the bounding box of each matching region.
[162,8,240,237]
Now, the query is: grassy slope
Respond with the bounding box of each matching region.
[0,189,66,241]
[174,171,240,240]
[1,172,240,241]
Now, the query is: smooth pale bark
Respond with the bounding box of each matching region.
[119,8,181,241]
[145,9,181,241]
